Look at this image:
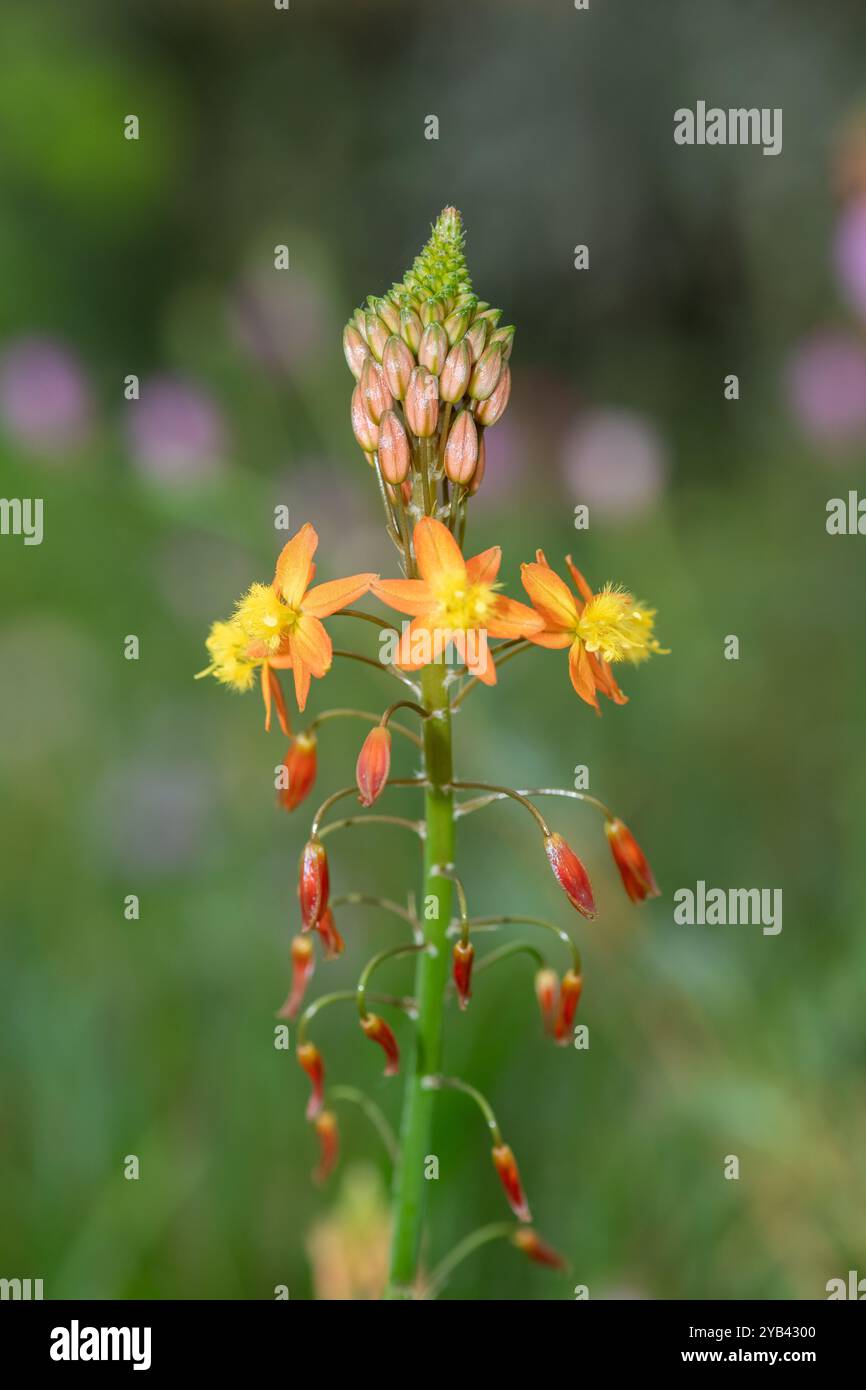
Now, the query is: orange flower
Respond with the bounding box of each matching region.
[312,1110,339,1184]
[452,940,474,1011]
[297,1041,325,1120]
[277,732,318,812]
[605,817,660,903]
[360,1013,400,1077]
[491,1142,531,1223]
[372,517,542,684]
[277,935,315,1021]
[553,968,583,1045]
[512,1228,569,1271]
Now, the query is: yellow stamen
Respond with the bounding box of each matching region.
[577,585,667,665]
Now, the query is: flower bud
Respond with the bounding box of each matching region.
[400,307,423,353]
[377,410,411,485]
[475,365,511,427]
[376,297,400,334]
[443,409,479,486]
[312,1110,339,1184]
[356,724,392,806]
[382,334,414,400]
[554,968,583,1045]
[278,934,315,1021]
[297,1041,325,1120]
[534,967,558,1036]
[351,384,379,453]
[443,306,472,345]
[452,940,474,1010]
[343,324,370,380]
[418,322,448,375]
[360,356,393,425]
[421,297,445,325]
[605,817,660,903]
[277,732,318,813]
[464,318,489,361]
[314,906,344,960]
[439,340,472,403]
[468,429,486,495]
[477,305,503,326]
[544,832,596,918]
[468,344,504,401]
[363,311,389,361]
[299,837,329,928]
[405,366,439,437]
[491,1142,531,1223]
[512,1228,568,1271]
[488,324,515,361]
[360,1012,400,1076]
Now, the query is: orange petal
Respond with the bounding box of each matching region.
[371,577,436,617]
[588,652,628,705]
[564,555,595,606]
[392,613,436,670]
[303,572,378,618]
[289,614,332,678]
[261,663,273,732]
[465,633,497,684]
[274,523,319,607]
[413,516,466,585]
[466,545,501,586]
[521,562,579,630]
[527,628,572,650]
[487,595,546,640]
[568,640,600,712]
[292,660,311,713]
[268,666,291,735]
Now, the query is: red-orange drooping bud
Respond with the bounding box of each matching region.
[377,410,411,485]
[452,940,475,1010]
[512,1227,569,1271]
[553,968,583,1045]
[534,967,559,1036]
[312,1110,339,1184]
[314,906,344,960]
[356,725,392,807]
[491,1142,532,1223]
[277,934,315,1020]
[277,732,318,813]
[297,1041,325,1120]
[605,817,660,903]
[298,837,329,928]
[544,833,596,919]
[360,1013,400,1077]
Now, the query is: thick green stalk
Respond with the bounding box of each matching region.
[385,661,454,1297]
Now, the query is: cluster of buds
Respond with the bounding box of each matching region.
[344,207,512,561]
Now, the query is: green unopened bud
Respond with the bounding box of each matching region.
[468,344,503,401]
[351,384,379,453]
[364,312,389,362]
[477,306,502,327]
[343,325,370,381]
[475,364,511,427]
[360,357,393,424]
[421,298,446,325]
[382,335,414,400]
[443,409,478,485]
[377,409,411,485]
[439,340,472,403]
[464,317,489,362]
[488,325,515,361]
[443,306,472,346]
[405,365,439,438]
[468,429,486,494]
[418,322,448,375]
[400,307,423,353]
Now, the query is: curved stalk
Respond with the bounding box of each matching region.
[328,1085,399,1163]
[420,1223,513,1300]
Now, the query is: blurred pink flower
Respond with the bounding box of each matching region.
[0,335,92,458]
[127,376,228,483]
[479,413,527,498]
[784,331,866,446]
[560,408,668,520]
[230,269,330,376]
[834,197,866,318]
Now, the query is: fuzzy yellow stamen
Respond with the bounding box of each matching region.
[235,582,296,653]
[434,576,498,630]
[577,585,666,665]
[203,617,257,692]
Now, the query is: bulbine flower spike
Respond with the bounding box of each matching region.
[553,968,583,1045]
[299,837,329,928]
[312,1111,339,1185]
[512,1228,569,1272]
[544,833,596,919]
[278,935,315,1020]
[355,725,392,807]
[605,817,660,903]
[277,732,318,812]
[360,1013,400,1077]
[452,940,474,1010]
[491,1143,532,1223]
[534,967,559,1036]
[314,906,344,960]
[297,1042,325,1120]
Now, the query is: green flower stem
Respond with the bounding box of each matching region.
[473,940,545,975]
[420,1222,514,1300]
[467,914,581,973]
[357,942,428,1017]
[307,707,422,750]
[386,661,455,1298]
[327,1086,399,1163]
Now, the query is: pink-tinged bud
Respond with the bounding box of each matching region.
[405,366,439,437]
[360,1013,400,1077]
[351,384,379,453]
[312,1110,339,1184]
[554,968,583,1045]
[468,344,504,401]
[314,906,344,960]
[363,311,389,361]
[343,324,370,380]
[418,321,448,375]
[353,307,368,340]
[277,732,318,813]
[421,297,445,325]
[452,940,474,1010]
[382,334,414,400]
[376,297,400,334]
[534,967,559,1036]
[489,324,515,361]
[377,410,411,486]
[360,356,393,425]
[439,340,472,403]
[544,833,596,919]
[443,306,472,346]
[477,305,503,326]
[299,837,329,928]
[468,430,486,495]
[355,724,392,806]
[465,317,489,362]
[443,409,479,486]
[475,364,511,427]
[605,817,660,903]
[512,1228,569,1271]
[491,1143,532,1223]
[297,1041,325,1119]
[400,307,423,353]
[278,934,315,1020]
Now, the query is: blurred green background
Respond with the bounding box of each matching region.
[2,0,866,1301]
